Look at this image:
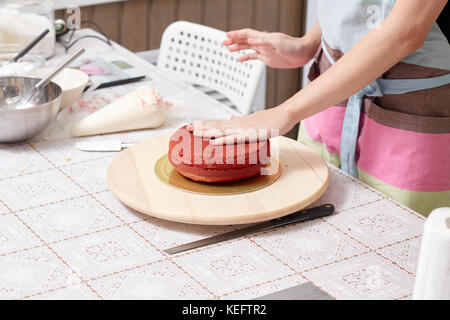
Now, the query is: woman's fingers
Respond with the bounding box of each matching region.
[188,123,275,146]
[238,52,259,62]
[228,44,252,52]
[226,28,261,41]
[188,116,250,141]
[209,135,240,146]
[223,38,251,46]
[223,38,240,46]
[224,37,267,48]
[194,128,245,139]
[247,37,266,46]
[193,129,226,139]
[224,29,266,48]
[189,120,227,135]
[210,131,263,145]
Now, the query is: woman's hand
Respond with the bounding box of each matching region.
[224,28,319,69]
[191,24,322,144]
[187,106,296,145]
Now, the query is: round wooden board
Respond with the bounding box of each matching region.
[107,134,330,225]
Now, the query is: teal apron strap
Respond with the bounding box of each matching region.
[320,38,450,178]
[340,82,383,177]
[378,74,450,94]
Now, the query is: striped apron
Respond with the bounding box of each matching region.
[298,40,450,216]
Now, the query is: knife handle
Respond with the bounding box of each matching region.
[266,204,335,230]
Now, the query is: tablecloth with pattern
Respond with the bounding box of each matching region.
[0,29,424,300]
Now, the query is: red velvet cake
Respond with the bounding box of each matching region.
[168,126,271,183]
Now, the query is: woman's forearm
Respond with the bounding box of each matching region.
[280,0,446,124]
[300,22,322,58]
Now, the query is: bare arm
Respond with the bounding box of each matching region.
[301,21,322,62]
[195,0,447,144]
[283,0,447,121]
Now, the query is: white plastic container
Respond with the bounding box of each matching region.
[413,207,450,300]
[0,0,55,59]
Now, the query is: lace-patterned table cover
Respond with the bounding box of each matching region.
[0,29,424,300]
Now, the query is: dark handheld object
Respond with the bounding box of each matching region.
[12,29,50,63]
[164,203,335,255]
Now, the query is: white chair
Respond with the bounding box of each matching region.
[155,21,266,115]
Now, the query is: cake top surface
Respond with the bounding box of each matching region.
[169,126,270,168]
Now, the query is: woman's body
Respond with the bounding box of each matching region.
[190,0,450,216]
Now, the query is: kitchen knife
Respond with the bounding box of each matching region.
[75,140,136,152]
[163,203,335,255]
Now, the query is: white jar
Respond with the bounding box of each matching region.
[0,0,55,59]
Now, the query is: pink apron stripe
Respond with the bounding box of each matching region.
[303,106,345,155]
[358,116,450,192]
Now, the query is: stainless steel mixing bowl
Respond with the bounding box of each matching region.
[0,76,62,143]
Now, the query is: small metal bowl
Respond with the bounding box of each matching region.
[0,76,62,143]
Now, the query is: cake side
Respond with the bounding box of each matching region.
[168,126,271,183]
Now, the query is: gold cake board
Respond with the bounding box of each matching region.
[154,154,282,195]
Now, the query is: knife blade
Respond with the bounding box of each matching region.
[75,140,136,152]
[163,203,335,255]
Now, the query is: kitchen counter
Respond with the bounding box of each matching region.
[0,29,425,300]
